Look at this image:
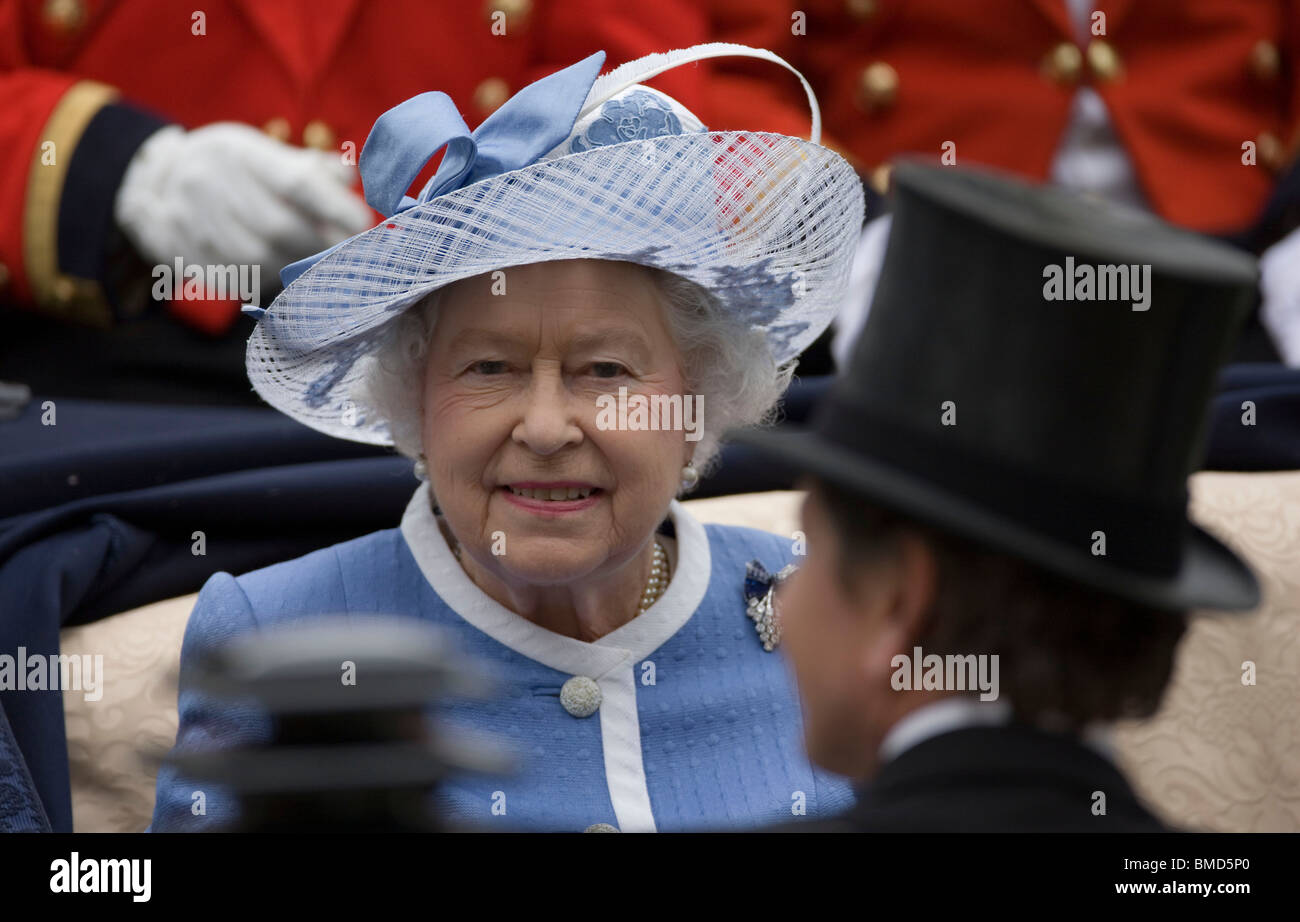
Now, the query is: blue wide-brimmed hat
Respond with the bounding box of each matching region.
[245,43,865,444]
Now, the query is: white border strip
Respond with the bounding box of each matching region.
[599,668,657,832]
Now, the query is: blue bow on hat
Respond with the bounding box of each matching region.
[269,50,607,294]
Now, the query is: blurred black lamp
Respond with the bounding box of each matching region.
[165,616,513,832]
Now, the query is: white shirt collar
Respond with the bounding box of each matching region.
[398,483,711,677]
[878,696,1118,764]
[878,697,1014,764]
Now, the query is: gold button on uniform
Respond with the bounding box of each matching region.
[485,0,531,27]
[844,0,877,19]
[474,77,511,114]
[1042,42,1083,85]
[857,62,899,112]
[1249,40,1281,81]
[302,119,336,152]
[1086,39,1123,82]
[869,163,893,196]
[43,276,108,325]
[43,0,84,32]
[262,117,291,142]
[52,277,76,306]
[1258,132,1285,171]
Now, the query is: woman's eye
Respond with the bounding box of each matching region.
[590,362,627,379]
[471,360,508,375]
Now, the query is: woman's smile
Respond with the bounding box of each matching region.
[499,483,605,516]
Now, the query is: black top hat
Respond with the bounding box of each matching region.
[734,161,1260,612]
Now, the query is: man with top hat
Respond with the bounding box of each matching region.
[734,160,1262,832]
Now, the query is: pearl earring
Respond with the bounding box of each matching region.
[680,463,699,491]
[413,453,428,481]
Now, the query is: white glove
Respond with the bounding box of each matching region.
[830,213,892,371]
[114,122,374,284]
[1259,225,1300,366]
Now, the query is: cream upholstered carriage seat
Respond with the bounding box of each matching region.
[62,474,1300,832]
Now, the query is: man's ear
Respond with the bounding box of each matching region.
[864,530,938,676]
[891,531,938,636]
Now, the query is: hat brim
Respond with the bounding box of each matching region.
[248,131,863,445]
[729,424,1260,613]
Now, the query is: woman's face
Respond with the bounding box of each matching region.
[421,259,692,588]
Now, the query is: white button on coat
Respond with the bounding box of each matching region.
[560,676,601,718]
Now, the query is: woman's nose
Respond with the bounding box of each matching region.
[511,375,583,456]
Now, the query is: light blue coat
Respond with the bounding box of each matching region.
[150,486,854,832]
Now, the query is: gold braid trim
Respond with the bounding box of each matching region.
[22,79,119,327]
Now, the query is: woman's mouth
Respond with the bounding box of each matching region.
[499,483,604,515]
[507,485,596,501]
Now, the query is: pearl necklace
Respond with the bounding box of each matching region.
[639,540,669,614]
[450,539,670,617]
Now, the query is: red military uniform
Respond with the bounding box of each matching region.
[0,0,707,328]
[702,0,1300,235]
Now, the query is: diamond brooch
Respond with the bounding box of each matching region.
[744,559,797,652]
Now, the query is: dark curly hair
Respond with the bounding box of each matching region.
[811,477,1188,729]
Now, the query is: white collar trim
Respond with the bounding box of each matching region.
[878,697,1013,764]
[878,696,1118,765]
[399,483,711,678]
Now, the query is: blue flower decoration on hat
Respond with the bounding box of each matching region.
[569,90,685,153]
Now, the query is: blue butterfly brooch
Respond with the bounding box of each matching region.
[744,560,798,652]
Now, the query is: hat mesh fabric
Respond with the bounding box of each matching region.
[247,130,863,444]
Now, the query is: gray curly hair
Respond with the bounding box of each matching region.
[350,263,796,492]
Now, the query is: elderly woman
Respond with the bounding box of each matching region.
[150,43,864,832]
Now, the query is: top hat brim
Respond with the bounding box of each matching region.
[729,424,1260,613]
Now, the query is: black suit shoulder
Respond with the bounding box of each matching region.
[767,724,1170,833]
